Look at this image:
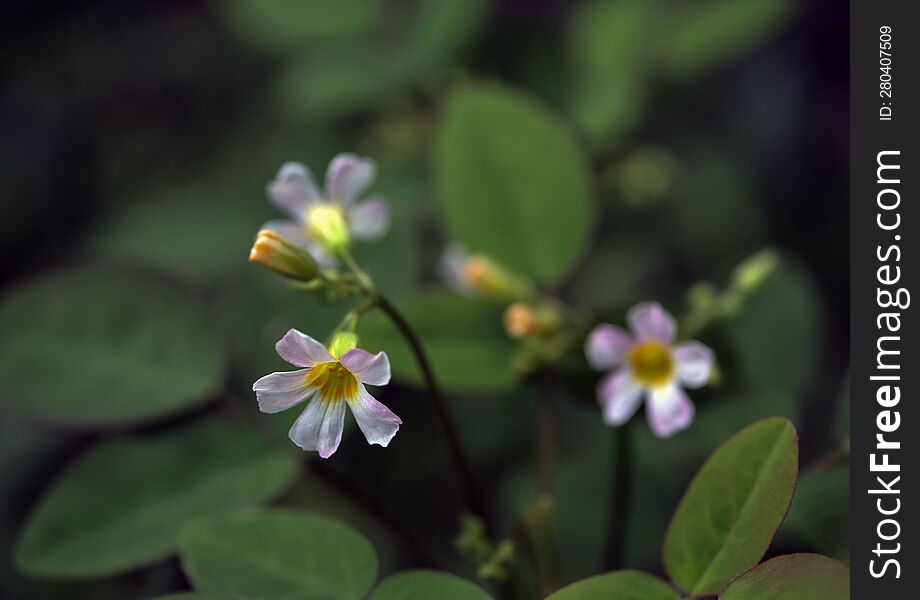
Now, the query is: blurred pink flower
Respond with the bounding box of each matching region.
[585,302,714,438]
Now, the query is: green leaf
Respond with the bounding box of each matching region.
[359,289,517,392]
[14,417,297,578]
[370,570,493,600]
[178,510,378,600]
[434,82,594,283]
[661,0,796,79]
[721,554,850,600]
[779,464,850,563]
[663,417,798,596]
[219,0,379,53]
[546,570,679,600]
[0,266,223,426]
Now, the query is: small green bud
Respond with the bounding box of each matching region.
[732,249,779,294]
[307,204,350,253]
[249,229,319,282]
[329,331,359,359]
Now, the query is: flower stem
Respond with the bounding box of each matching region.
[602,421,633,570]
[373,294,495,534]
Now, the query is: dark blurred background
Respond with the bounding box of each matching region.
[1,0,848,598]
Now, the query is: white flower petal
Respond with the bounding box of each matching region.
[340,349,391,386]
[438,243,473,296]
[585,324,633,371]
[348,197,390,241]
[598,370,643,426]
[627,301,677,343]
[673,341,714,389]
[349,385,401,447]
[252,369,314,413]
[647,385,695,438]
[289,397,347,458]
[324,153,376,204]
[266,162,320,220]
[275,329,334,367]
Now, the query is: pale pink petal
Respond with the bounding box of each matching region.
[348,197,390,241]
[261,220,310,245]
[289,397,347,458]
[598,370,643,426]
[627,301,677,343]
[348,385,401,447]
[673,341,714,389]
[252,369,314,413]
[585,324,633,371]
[266,162,320,220]
[276,329,334,367]
[324,154,376,204]
[647,385,695,438]
[438,243,473,296]
[340,349,391,386]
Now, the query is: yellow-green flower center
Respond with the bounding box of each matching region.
[305,361,358,403]
[306,204,350,252]
[628,341,675,388]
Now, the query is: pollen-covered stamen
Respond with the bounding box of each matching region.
[628,341,675,388]
[304,361,359,402]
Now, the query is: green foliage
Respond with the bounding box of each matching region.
[370,570,493,600]
[661,0,797,79]
[178,510,378,600]
[0,266,222,426]
[721,553,850,600]
[151,595,234,600]
[779,464,850,562]
[360,289,517,392]
[14,417,297,578]
[663,417,798,596]
[546,570,679,600]
[434,82,594,283]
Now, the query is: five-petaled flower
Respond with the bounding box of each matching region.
[253,329,401,458]
[585,302,714,438]
[263,154,390,264]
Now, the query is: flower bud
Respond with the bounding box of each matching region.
[503,302,560,339]
[462,255,533,302]
[249,229,319,282]
[328,331,359,359]
[732,248,779,294]
[307,204,350,253]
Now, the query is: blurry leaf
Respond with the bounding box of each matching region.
[219,0,379,53]
[546,570,679,600]
[360,289,516,392]
[721,554,850,600]
[779,464,850,562]
[566,0,653,148]
[14,417,297,578]
[663,417,798,596]
[0,266,222,426]
[152,595,233,600]
[662,0,796,79]
[370,570,493,600]
[178,510,377,600]
[434,82,594,283]
[567,238,664,309]
[724,261,820,394]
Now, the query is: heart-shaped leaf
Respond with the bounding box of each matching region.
[721,553,849,600]
[0,266,223,426]
[371,570,493,600]
[434,82,594,283]
[178,511,377,600]
[546,570,679,600]
[359,289,516,392]
[663,417,798,596]
[14,417,297,578]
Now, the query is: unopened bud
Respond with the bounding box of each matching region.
[503,302,560,339]
[462,255,533,302]
[732,248,779,294]
[329,331,359,359]
[249,229,319,282]
[307,204,350,253]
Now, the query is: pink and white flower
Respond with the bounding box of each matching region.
[253,329,401,458]
[585,302,714,438]
[262,154,390,264]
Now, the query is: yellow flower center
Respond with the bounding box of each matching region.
[304,361,358,403]
[628,341,675,388]
[306,204,350,252]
